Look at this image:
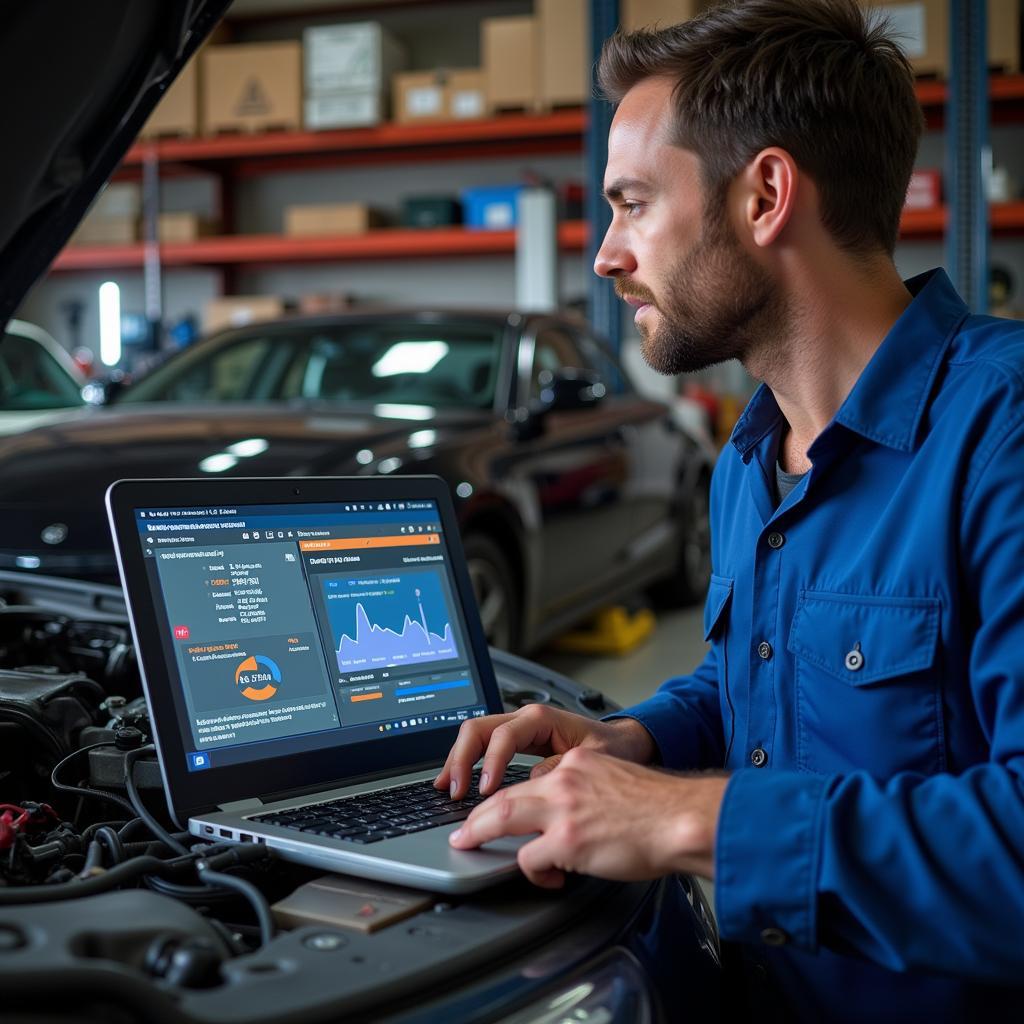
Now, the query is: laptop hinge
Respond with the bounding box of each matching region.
[219,798,264,813]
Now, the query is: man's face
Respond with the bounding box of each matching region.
[594,77,776,375]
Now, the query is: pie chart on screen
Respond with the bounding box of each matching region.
[235,654,281,702]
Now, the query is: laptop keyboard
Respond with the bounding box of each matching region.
[250,764,532,845]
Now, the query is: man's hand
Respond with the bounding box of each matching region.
[449,747,729,888]
[434,705,657,800]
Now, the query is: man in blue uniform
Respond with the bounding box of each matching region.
[436,0,1024,1018]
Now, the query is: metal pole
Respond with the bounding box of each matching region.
[141,145,163,351]
[586,0,620,353]
[946,0,989,312]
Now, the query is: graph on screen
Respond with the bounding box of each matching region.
[323,570,459,670]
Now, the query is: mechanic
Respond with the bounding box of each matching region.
[434,0,1024,1019]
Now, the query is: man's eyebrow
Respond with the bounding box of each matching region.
[602,178,653,202]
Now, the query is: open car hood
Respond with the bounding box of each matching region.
[0,0,231,328]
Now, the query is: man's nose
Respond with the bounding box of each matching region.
[593,224,637,279]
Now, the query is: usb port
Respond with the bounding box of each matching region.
[239,833,253,843]
[219,828,232,838]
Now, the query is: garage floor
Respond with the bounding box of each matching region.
[536,604,707,709]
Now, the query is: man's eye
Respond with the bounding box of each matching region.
[622,201,644,217]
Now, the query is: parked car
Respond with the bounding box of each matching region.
[0,310,714,652]
[0,319,84,434]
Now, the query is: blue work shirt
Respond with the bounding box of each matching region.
[618,269,1024,1021]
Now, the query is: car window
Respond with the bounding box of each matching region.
[574,331,630,394]
[529,326,584,400]
[121,322,502,410]
[123,335,281,403]
[0,331,83,410]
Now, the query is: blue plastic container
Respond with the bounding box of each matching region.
[462,185,524,230]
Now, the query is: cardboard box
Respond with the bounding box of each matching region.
[482,16,538,110]
[68,214,138,246]
[447,70,489,119]
[204,296,285,334]
[621,0,706,31]
[202,42,302,134]
[284,203,384,237]
[304,22,406,94]
[140,58,199,139]
[157,212,220,244]
[393,71,448,124]
[305,91,386,130]
[988,0,1021,73]
[538,0,588,106]
[857,2,946,77]
[904,168,942,209]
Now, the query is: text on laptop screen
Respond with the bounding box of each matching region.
[133,499,487,774]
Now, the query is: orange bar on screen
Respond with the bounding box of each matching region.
[299,534,440,552]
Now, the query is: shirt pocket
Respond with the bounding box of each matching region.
[787,591,944,777]
[704,574,736,762]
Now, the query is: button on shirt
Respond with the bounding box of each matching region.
[613,270,1024,1022]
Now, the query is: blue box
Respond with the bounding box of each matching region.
[462,185,523,230]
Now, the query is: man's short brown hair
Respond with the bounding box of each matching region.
[598,0,924,256]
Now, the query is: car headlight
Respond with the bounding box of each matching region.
[495,948,651,1024]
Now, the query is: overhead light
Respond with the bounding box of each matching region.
[408,429,437,449]
[373,404,435,421]
[356,449,374,465]
[377,457,403,474]
[98,281,122,367]
[456,482,473,498]
[199,453,239,473]
[372,340,449,377]
[226,438,269,458]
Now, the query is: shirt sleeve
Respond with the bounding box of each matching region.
[715,414,1024,981]
[605,644,725,771]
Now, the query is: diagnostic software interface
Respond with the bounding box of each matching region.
[134,499,487,774]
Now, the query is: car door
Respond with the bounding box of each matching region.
[504,319,635,618]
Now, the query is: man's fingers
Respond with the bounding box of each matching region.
[516,833,567,889]
[434,713,514,798]
[478,707,560,795]
[449,792,550,849]
[529,754,562,779]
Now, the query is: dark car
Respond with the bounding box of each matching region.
[0,310,714,652]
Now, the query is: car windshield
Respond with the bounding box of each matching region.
[0,330,83,410]
[120,321,503,410]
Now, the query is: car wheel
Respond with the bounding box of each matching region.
[463,534,521,653]
[652,475,712,607]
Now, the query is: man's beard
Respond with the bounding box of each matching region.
[618,203,784,376]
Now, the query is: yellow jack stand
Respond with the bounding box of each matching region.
[551,605,656,657]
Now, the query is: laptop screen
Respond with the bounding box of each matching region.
[132,498,489,777]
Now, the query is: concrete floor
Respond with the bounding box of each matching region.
[535,604,708,710]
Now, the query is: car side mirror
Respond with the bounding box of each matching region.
[507,369,607,442]
[81,371,127,406]
[537,368,607,412]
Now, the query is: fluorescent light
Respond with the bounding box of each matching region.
[199,453,239,473]
[377,457,403,474]
[98,281,122,367]
[226,438,269,458]
[373,404,435,421]
[372,341,449,377]
[356,448,374,465]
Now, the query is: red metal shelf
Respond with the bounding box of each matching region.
[51,221,589,272]
[124,108,587,175]
[898,202,1024,241]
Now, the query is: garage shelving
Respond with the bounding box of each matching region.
[47,74,1024,276]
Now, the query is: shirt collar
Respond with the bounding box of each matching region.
[731,268,969,460]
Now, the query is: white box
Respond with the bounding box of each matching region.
[305,91,386,130]
[304,22,407,94]
[91,182,141,219]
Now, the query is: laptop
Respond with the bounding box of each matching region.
[106,475,533,894]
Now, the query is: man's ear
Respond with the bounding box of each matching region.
[737,147,799,249]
